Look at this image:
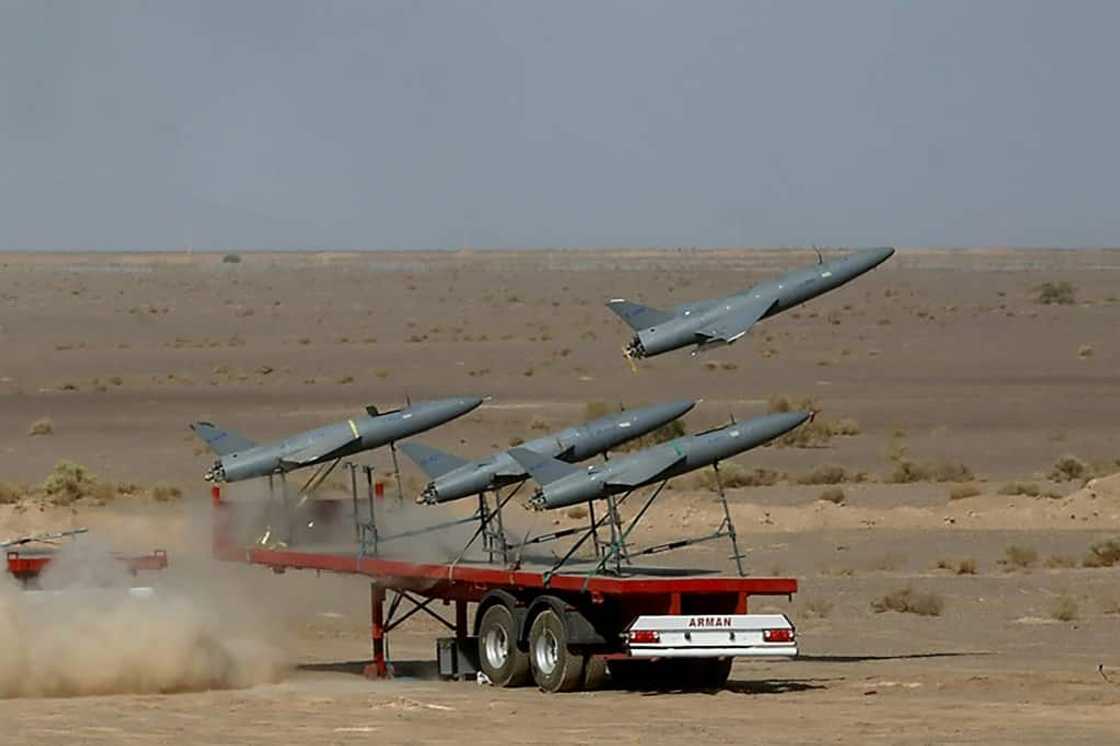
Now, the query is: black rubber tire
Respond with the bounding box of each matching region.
[681,658,733,690]
[477,604,531,687]
[607,659,664,690]
[528,609,585,692]
[582,655,608,691]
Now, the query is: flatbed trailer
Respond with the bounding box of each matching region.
[212,488,799,692]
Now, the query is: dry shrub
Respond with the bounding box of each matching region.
[871,588,943,616]
[528,416,550,432]
[956,558,978,575]
[798,465,849,485]
[1077,344,1094,359]
[40,461,100,506]
[150,484,182,503]
[508,436,525,447]
[1083,539,1120,568]
[1051,595,1079,622]
[1048,455,1089,482]
[1036,281,1075,305]
[1002,545,1038,569]
[694,464,781,490]
[28,418,54,436]
[999,481,1040,497]
[0,483,24,505]
[566,506,588,520]
[830,418,862,436]
[1045,555,1077,569]
[949,483,981,500]
[818,487,846,505]
[886,460,930,483]
[888,460,973,484]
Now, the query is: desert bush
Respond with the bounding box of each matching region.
[337,375,355,385]
[1082,538,1120,568]
[818,487,846,504]
[1051,595,1079,622]
[0,482,24,505]
[888,460,973,484]
[828,418,862,436]
[221,253,242,264]
[949,483,981,500]
[956,558,978,575]
[150,484,182,502]
[528,416,550,432]
[508,436,525,447]
[566,506,587,520]
[777,422,828,448]
[40,461,99,505]
[887,460,930,483]
[1002,545,1038,569]
[871,588,943,616]
[694,464,781,490]
[1048,455,1089,482]
[1077,344,1094,359]
[799,464,849,485]
[803,598,833,618]
[1045,555,1077,569]
[932,461,974,482]
[1036,281,1075,305]
[999,481,1040,497]
[27,418,53,436]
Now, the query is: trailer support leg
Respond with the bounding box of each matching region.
[364,583,389,679]
[389,441,404,503]
[712,462,746,576]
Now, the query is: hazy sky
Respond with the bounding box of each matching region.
[2,1,1118,250]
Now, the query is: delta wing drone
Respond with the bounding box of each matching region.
[191,396,484,484]
[400,399,696,504]
[509,410,810,510]
[608,246,894,361]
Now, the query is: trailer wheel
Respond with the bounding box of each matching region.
[528,608,585,692]
[478,604,531,687]
[683,657,733,690]
[606,659,657,690]
[582,655,608,691]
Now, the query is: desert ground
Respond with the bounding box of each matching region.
[1,247,1119,744]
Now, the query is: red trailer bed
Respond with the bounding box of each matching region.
[212,488,799,691]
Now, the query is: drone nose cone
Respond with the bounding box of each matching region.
[455,396,486,413]
[766,410,813,436]
[862,246,895,267]
[663,399,698,419]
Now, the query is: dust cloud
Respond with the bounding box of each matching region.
[0,537,288,698]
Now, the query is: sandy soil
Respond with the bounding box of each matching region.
[1,248,1119,743]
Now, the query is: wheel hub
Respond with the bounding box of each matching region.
[484,625,509,669]
[533,628,559,676]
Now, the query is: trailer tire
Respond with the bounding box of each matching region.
[528,608,585,693]
[478,604,531,687]
[606,659,658,690]
[683,657,733,690]
[582,655,608,691]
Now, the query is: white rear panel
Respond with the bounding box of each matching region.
[625,613,797,658]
